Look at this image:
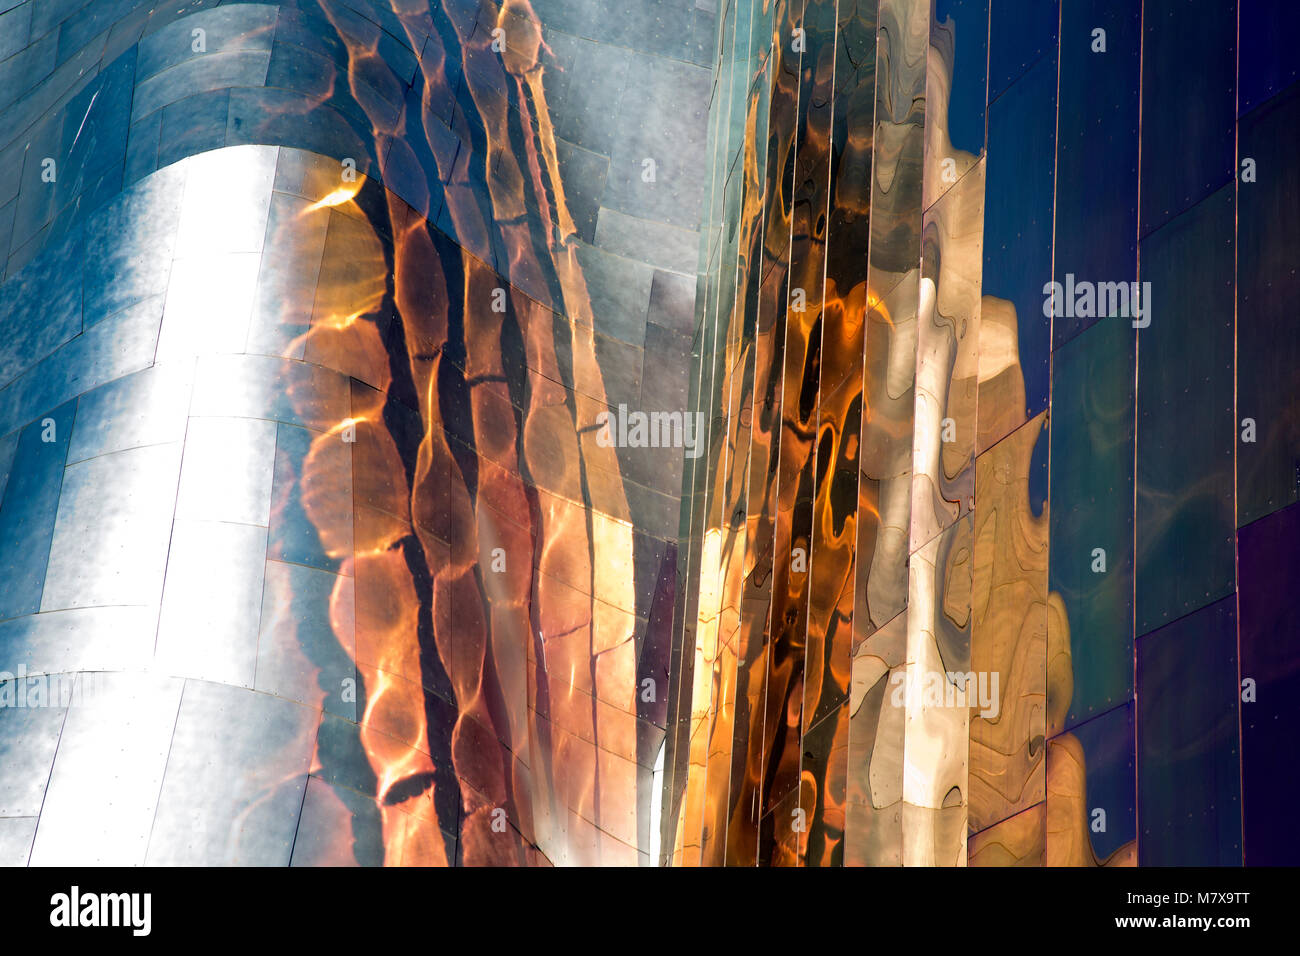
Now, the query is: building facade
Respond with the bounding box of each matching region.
[662,0,1300,867]
[0,0,1296,867]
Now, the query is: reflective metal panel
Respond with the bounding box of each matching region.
[146,680,318,865]
[969,412,1047,835]
[987,0,1058,103]
[968,803,1043,866]
[174,416,277,526]
[1238,0,1300,113]
[0,401,75,619]
[0,0,1282,870]
[800,0,879,865]
[1135,185,1235,635]
[929,0,987,165]
[844,609,905,866]
[0,817,37,866]
[1045,702,1135,867]
[1237,82,1300,525]
[290,774,384,866]
[1135,597,1241,866]
[1238,501,1300,864]
[0,295,164,439]
[980,54,1054,440]
[155,519,269,687]
[0,606,159,678]
[1138,0,1236,237]
[761,0,838,855]
[901,513,972,865]
[0,691,65,817]
[81,164,185,325]
[256,559,357,719]
[66,363,193,464]
[29,673,183,866]
[911,160,982,547]
[1048,317,1134,731]
[40,441,182,612]
[1051,0,1139,349]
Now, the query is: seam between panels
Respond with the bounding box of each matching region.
[1232,0,1245,867]
[1130,0,1146,865]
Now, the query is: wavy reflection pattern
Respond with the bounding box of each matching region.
[261,0,649,868]
[0,0,1290,869]
[671,0,992,866]
[671,0,1280,869]
[0,0,712,867]
[671,0,770,868]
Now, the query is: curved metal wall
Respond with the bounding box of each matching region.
[6,0,1294,871]
[0,0,714,866]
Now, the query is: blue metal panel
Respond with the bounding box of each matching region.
[0,400,75,619]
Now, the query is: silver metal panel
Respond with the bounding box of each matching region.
[155,519,268,687]
[0,606,159,676]
[40,442,183,611]
[155,252,263,362]
[0,817,36,866]
[0,294,164,439]
[246,191,331,359]
[189,352,351,432]
[146,680,317,865]
[135,4,279,81]
[66,362,194,465]
[0,694,64,816]
[131,50,273,126]
[173,145,277,257]
[175,415,277,526]
[28,672,184,866]
[81,163,186,327]
[0,401,74,620]
[255,559,356,719]
[0,241,82,386]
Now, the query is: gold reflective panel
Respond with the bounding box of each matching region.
[671,0,1055,869]
[273,0,652,866]
[969,412,1048,833]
